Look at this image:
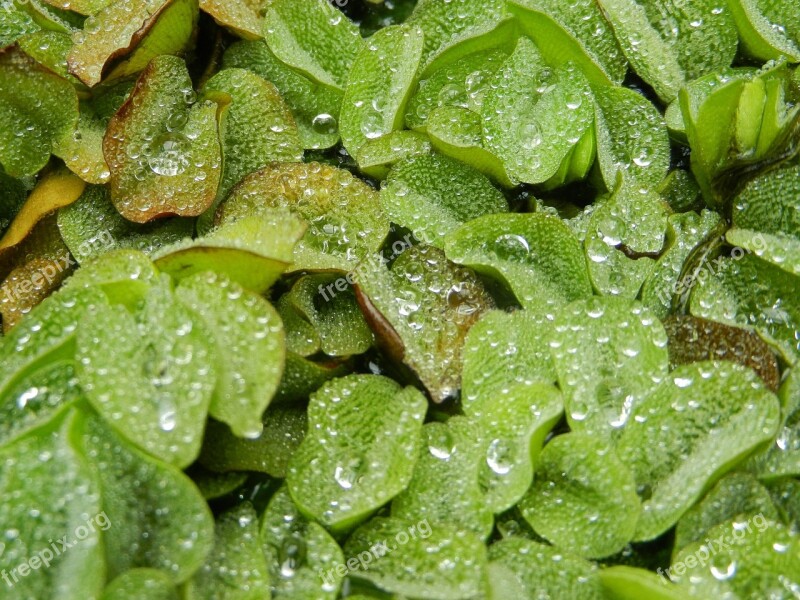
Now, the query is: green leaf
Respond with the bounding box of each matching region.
[186,465,247,500]
[407,0,507,68]
[259,485,344,599]
[392,417,494,539]
[488,537,605,600]
[727,0,800,62]
[262,0,364,90]
[0,1,40,49]
[663,315,781,392]
[0,360,81,449]
[520,432,641,559]
[673,472,782,554]
[222,39,342,150]
[597,0,685,103]
[285,273,374,357]
[75,411,214,582]
[216,163,389,273]
[508,0,627,85]
[58,185,193,264]
[286,374,427,534]
[598,566,689,600]
[199,0,267,40]
[340,24,424,158]
[68,0,198,87]
[199,407,306,478]
[482,41,595,185]
[549,296,669,439]
[62,248,158,309]
[462,311,563,512]
[154,212,305,294]
[0,47,79,177]
[641,210,723,319]
[732,164,800,238]
[204,68,303,202]
[689,253,800,363]
[344,516,490,599]
[0,412,105,600]
[671,517,800,597]
[176,271,285,439]
[355,130,432,180]
[273,351,351,405]
[76,279,217,467]
[0,285,106,402]
[615,361,781,541]
[426,106,515,188]
[728,228,800,277]
[185,503,271,600]
[103,55,223,223]
[102,569,178,600]
[593,85,671,190]
[356,244,495,403]
[380,153,508,248]
[445,213,592,315]
[405,48,509,132]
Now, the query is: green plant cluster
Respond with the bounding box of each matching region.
[1,0,800,598]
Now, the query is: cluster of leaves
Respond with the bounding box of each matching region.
[1,0,800,598]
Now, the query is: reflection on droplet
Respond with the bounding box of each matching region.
[148,134,189,177]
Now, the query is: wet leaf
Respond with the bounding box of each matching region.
[593,85,671,191]
[345,516,489,599]
[356,244,494,403]
[262,0,363,91]
[0,48,79,177]
[222,39,342,150]
[355,130,431,180]
[216,163,389,273]
[689,253,800,363]
[103,55,222,223]
[426,106,515,188]
[0,254,71,331]
[285,273,373,357]
[75,411,214,582]
[508,0,627,85]
[273,351,350,405]
[286,374,426,534]
[176,271,284,439]
[549,296,669,439]
[340,24,424,158]
[671,517,800,597]
[380,153,508,248]
[184,503,271,600]
[488,537,605,600]
[445,213,592,315]
[68,0,198,87]
[199,0,267,40]
[204,68,303,202]
[616,361,781,541]
[520,432,641,559]
[0,411,105,600]
[62,248,158,308]
[186,465,247,501]
[199,407,306,478]
[641,210,723,319]
[259,485,344,599]
[392,417,494,539]
[727,0,800,62]
[101,570,178,600]
[0,1,40,49]
[673,472,782,554]
[663,315,781,392]
[154,212,305,294]
[76,278,217,467]
[732,163,800,238]
[598,566,689,600]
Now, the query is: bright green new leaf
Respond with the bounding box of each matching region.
[598,566,689,600]
[102,569,178,600]
[286,374,426,534]
[727,0,800,62]
[355,130,432,180]
[76,279,217,467]
[62,248,158,309]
